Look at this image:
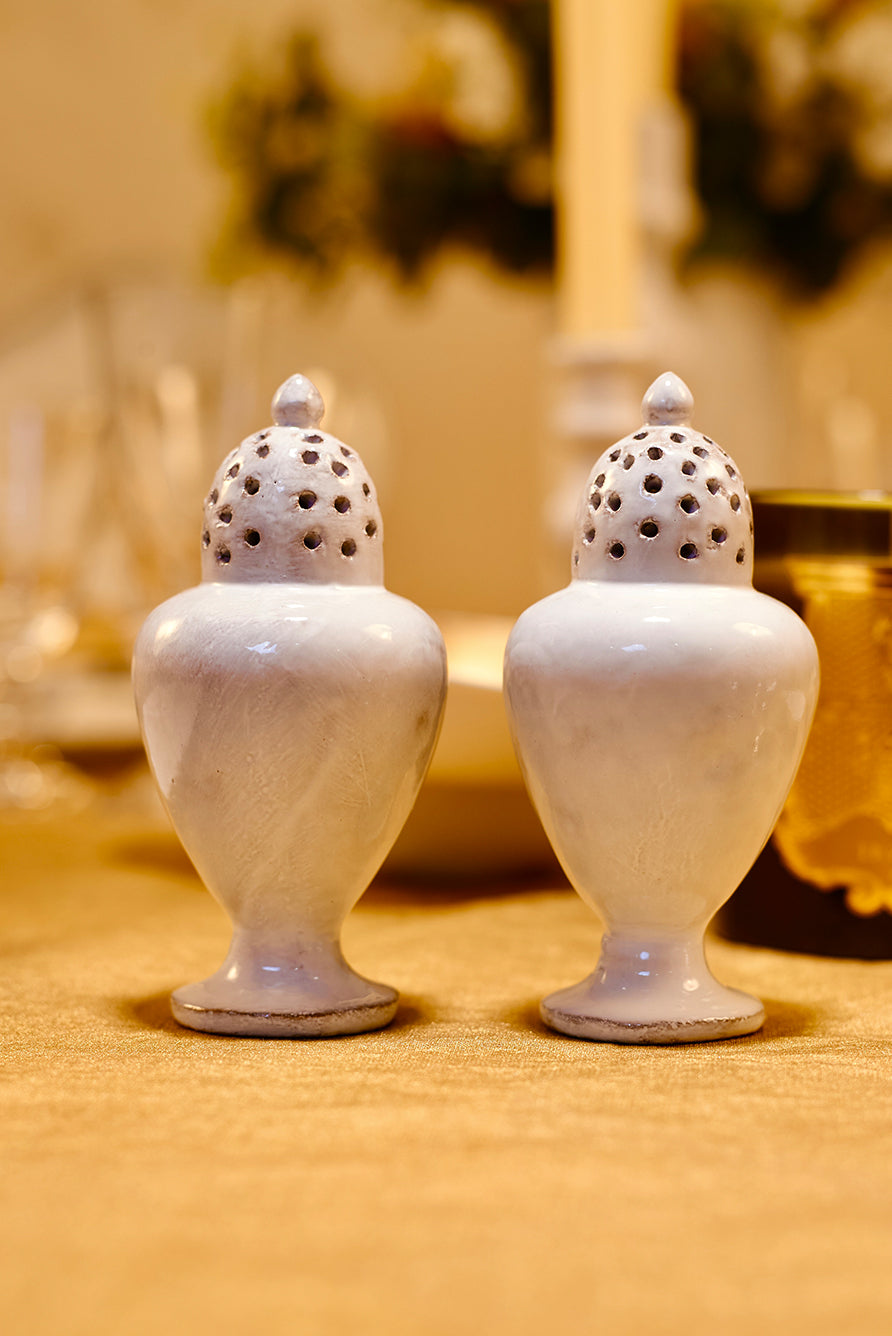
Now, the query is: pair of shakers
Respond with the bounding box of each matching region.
[133,372,819,1045]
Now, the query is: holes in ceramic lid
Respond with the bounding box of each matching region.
[609,449,621,462]
[256,443,270,458]
[726,463,737,479]
[208,488,219,506]
[647,446,663,460]
[680,543,699,560]
[681,460,696,476]
[730,494,741,512]
[333,496,351,513]
[201,531,210,548]
[710,526,728,544]
[362,483,371,496]
[331,460,349,478]
[226,462,241,479]
[639,520,659,539]
[340,446,351,458]
[609,541,625,559]
[216,546,231,564]
[703,436,714,445]
[341,538,357,557]
[736,547,746,564]
[607,492,622,511]
[670,432,686,444]
[218,506,233,525]
[590,492,602,512]
[298,490,316,509]
[633,431,648,440]
[595,473,606,488]
[244,529,261,547]
[244,476,260,495]
[643,475,663,494]
[679,495,699,514]
[706,478,721,495]
[304,433,323,444]
[302,450,319,465]
[365,520,378,537]
[303,531,322,550]
[623,454,635,470]
[583,528,596,545]
[693,445,709,459]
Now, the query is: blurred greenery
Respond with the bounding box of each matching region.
[679,0,892,296]
[210,0,892,298]
[210,3,553,284]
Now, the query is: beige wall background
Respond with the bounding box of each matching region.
[0,0,890,622]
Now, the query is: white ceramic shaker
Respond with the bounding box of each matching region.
[504,372,819,1043]
[133,374,447,1036]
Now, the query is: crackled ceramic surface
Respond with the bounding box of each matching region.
[133,374,447,1036]
[504,372,820,1044]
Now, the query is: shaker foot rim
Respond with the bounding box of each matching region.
[540,995,765,1045]
[171,985,399,1038]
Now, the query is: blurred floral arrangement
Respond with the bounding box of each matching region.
[210,1,553,283]
[680,0,892,296]
[210,0,892,299]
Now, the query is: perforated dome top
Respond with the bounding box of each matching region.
[200,374,383,586]
[572,373,754,586]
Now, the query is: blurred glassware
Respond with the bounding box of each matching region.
[717,489,892,957]
[0,276,392,814]
[0,396,83,810]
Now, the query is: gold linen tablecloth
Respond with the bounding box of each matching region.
[3,812,892,1336]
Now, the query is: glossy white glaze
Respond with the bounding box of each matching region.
[504,373,819,1043]
[133,376,447,1036]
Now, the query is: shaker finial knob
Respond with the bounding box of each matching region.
[641,371,694,427]
[271,373,325,428]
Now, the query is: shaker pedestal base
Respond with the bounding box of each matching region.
[540,934,765,1045]
[171,974,399,1038]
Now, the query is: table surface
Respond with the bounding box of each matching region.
[3,809,892,1336]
